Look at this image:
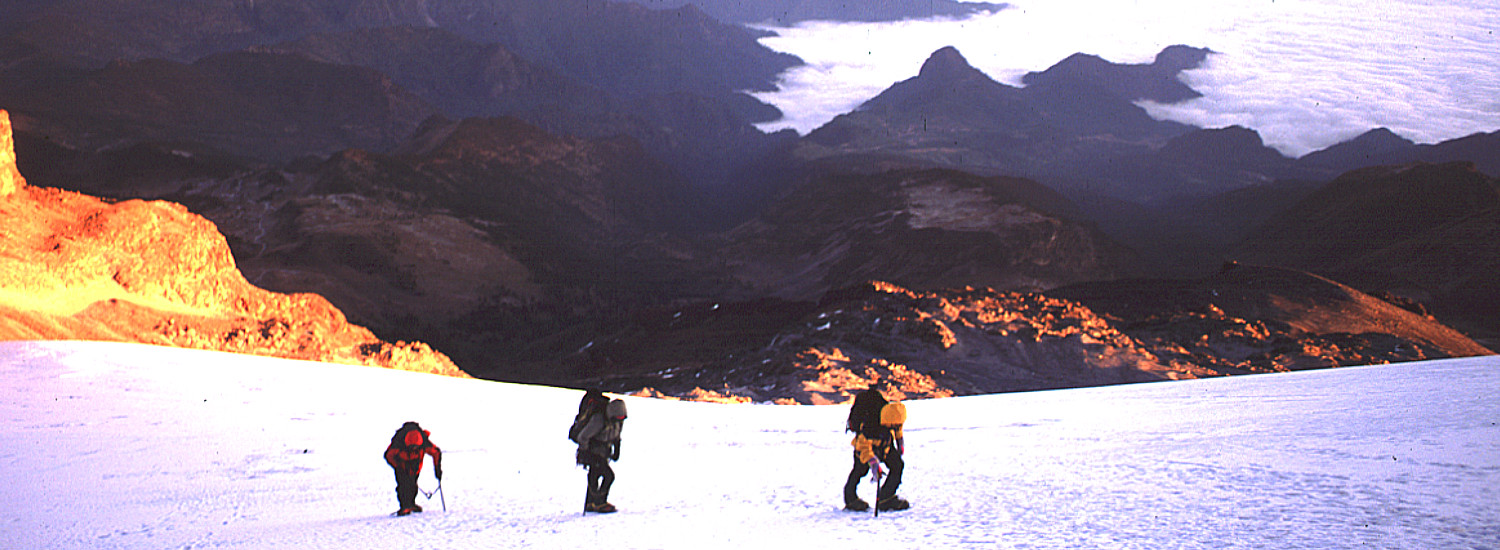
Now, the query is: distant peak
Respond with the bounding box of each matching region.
[1350,127,1415,146]
[918,46,987,82]
[1152,45,1213,72]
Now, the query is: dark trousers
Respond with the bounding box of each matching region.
[581,452,615,504]
[843,442,904,503]
[393,469,419,509]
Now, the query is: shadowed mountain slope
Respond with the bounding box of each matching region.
[1234,161,1500,346]
[1,0,799,101]
[121,116,715,382]
[1297,128,1500,178]
[715,168,1136,301]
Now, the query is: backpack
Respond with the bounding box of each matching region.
[847,388,888,434]
[403,429,426,448]
[591,399,629,446]
[391,422,423,448]
[389,422,429,462]
[568,390,608,443]
[880,401,907,426]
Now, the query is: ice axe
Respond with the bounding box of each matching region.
[420,481,446,512]
[420,452,446,512]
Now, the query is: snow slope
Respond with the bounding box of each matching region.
[3,340,1496,549]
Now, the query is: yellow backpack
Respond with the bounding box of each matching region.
[880,402,906,426]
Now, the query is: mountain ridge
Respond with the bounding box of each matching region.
[800,45,1203,191]
[3,3,1499,397]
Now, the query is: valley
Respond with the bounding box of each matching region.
[1,0,1496,403]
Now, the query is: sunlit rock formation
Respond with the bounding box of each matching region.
[0,109,465,377]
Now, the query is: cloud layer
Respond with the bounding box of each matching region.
[751,0,1500,157]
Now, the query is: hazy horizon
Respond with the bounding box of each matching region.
[750,0,1500,157]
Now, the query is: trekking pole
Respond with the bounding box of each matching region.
[872,465,882,517]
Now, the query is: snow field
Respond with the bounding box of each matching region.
[2,340,1497,549]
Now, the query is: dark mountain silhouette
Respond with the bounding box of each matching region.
[1236,162,1499,270]
[1296,128,1500,178]
[1020,45,1210,104]
[795,44,1491,213]
[800,45,1212,197]
[1077,125,1301,203]
[1298,128,1418,175]
[1071,127,1500,283]
[790,44,1498,300]
[1417,131,1500,175]
[1233,161,1500,346]
[794,45,1323,278]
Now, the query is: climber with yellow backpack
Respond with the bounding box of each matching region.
[843,386,909,512]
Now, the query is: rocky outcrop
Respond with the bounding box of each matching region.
[579,265,1490,404]
[0,110,20,197]
[1048,264,1492,371]
[584,281,1213,404]
[0,110,465,377]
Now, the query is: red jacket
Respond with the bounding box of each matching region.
[385,429,442,476]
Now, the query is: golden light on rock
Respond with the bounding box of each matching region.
[0,108,466,378]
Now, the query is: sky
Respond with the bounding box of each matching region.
[749,0,1500,157]
[3,340,1497,548]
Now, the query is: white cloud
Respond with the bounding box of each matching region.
[752,0,1500,156]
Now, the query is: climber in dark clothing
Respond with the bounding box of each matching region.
[384,421,442,516]
[575,397,627,513]
[843,387,909,512]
